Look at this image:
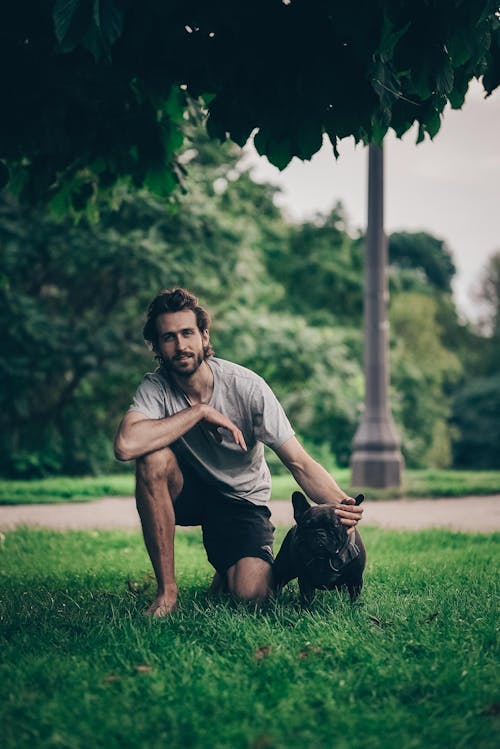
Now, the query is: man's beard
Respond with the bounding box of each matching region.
[161,349,205,377]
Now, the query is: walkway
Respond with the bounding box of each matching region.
[0,495,499,533]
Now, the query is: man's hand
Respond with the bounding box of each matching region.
[202,405,247,451]
[275,437,365,532]
[145,584,178,617]
[335,496,364,534]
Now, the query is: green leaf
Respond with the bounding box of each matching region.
[206,112,228,142]
[390,98,416,139]
[94,0,124,48]
[93,0,101,28]
[144,166,178,198]
[162,125,184,159]
[293,124,323,161]
[225,99,257,148]
[254,130,293,170]
[0,160,9,190]
[81,24,105,61]
[49,184,73,218]
[5,165,29,200]
[425,108,441,139]
[199,92,216,105]
[410,60,434,101]
[371,57,401,119]
[163,88,187,122]
[448,67,470,110]
[379,13,411,63]
[229,124,254,149]
[483,27,500,96]
[371,116,388,145]
[448,29,474,67]
[264,141,293,171]
[53,0,81,44]
[436,58,454,96]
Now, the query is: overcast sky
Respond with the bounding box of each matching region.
[244,80,500,322]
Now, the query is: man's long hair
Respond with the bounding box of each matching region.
[143,288,214,361]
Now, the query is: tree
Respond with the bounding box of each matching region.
[0,124,293,476]
[0,127,249,475]
[474,250,500,338]
[0,125,370,474]
[450,251,500,467]
[388,231,456,294]
[1,1,499,211]
[266,204,364,326]
[0,189,241,475]
[452,375,500,468]
[390,292,462,467]
[1,115,495,475]
[215,307,363,467]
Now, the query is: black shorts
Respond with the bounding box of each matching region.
[174,468,275,575]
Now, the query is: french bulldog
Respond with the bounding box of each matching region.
[273,491,366,606]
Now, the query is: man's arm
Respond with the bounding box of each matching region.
[114,405,247,461]
[275,436,363,528]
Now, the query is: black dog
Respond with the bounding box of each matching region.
[273,491,366,606]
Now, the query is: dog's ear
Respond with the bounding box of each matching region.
[292,491,310,522]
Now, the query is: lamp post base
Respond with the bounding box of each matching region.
[350,448,404,489]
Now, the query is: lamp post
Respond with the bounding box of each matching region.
[350,142,404,488]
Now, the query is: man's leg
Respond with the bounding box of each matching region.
[202,495,275,605]
[135,447,183,616]
[225,557,273,604]
[208,571,228,595]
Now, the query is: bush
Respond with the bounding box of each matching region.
[452,374,500,468]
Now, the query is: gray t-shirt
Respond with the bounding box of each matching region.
[128,357,295,506]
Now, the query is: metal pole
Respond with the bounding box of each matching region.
[350,142,404,488]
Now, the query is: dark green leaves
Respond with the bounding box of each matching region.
[483,24,500,96]
[53,0,81,44]
[1,1,499,211]
[53,0,123,60]
[436,58,454,97]
[254,131,294,171]
[0,160,9,190]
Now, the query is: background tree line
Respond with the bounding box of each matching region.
[1,126,498,477]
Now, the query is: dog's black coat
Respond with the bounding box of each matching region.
[273,491,366,606]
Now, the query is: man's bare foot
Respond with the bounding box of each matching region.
[145,587,178,617]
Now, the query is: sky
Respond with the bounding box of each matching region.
[244,80,500,322]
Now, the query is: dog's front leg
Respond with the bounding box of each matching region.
[298,575,315,607]
[347,577,363,601]
[273,528,299,592]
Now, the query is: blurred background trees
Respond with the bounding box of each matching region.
[1,126,498,477]
[450,251,500,469]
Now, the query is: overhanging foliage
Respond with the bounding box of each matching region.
[1,1,499,212]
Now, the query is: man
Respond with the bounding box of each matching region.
[114,288,363,615]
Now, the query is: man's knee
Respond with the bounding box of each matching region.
[226,558,273,603]
[137,447,177,473]
[136,447,180,484]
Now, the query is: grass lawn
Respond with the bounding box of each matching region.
[1,526,498,749]
[1,469,499,505]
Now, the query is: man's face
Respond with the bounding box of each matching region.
[155,310,209,378]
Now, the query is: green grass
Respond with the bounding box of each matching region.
[1,469,499,505]
[0,474,136,505]
[1,527,498,749]
[272,469,500,500]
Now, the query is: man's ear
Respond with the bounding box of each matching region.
[292,491,310,523]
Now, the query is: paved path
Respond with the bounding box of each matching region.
[1,495,499,533]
